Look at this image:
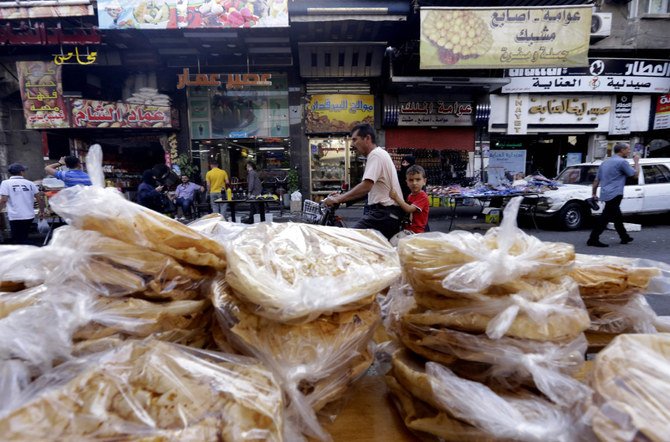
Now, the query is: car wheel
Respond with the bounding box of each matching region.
[558,202,584,230]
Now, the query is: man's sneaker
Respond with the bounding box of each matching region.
[587,239,609,247]
[621,237,634,244]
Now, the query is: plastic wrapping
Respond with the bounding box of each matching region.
[188,213,249,243]
[426,362,578,442]
[398,197,574,298]
[48,144,227,270]
[225,222,401,323]
[47,226,208,300]
[211,277,377,441]
[570,254,662,299]
[590,333,670,442]
[406,277,589,341]
[586,294,658,334]
[73,296,211,342]
[0,245,71,290]
[0,340,285,441]
[385,284,589,406]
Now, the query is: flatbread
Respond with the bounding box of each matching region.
[49,186,227,269]
[591,334,670,442]
[398,230,574,298]
[211,277,378,410]
[225,222,400,322]
[0,340,284,441]
[73,297,210,341]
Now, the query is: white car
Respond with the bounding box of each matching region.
[520,158,670,230]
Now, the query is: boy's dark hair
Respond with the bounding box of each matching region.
[406,164,426,178]
[64,156,80,168]
[351,123,376,143]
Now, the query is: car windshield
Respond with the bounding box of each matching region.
[556,165,599,185]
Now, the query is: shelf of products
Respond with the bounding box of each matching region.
[388,147,473,187]
[309,137,351,200]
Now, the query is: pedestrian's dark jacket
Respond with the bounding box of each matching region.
[137,170,163,211]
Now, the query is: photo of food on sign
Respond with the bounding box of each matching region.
[97,0,288,29]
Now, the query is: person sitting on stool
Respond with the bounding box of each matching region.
[174,175,204,220]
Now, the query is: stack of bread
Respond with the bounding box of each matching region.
[0,146,290,440]
[211,221,401,440]
[385,198,593,440]
[569,254,662,337]
[589,333,670,442]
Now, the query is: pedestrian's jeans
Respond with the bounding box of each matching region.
[9,219,33,244]
[354,206,402,240]
[209,192,229,218]
[176,197,194,218]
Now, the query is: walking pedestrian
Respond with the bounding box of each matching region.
[0,163,45,244]
[587,142,640,247]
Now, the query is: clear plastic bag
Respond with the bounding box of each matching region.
[36,219,49,235]
[426,362,579,442]
[48,144,227,270]
[590,333,670,442]
[398,197,574,298]
[405,277,589,342]
[586,294,658,334]
[224,222,401,323]
[211,277,377,441]
[0,340,285,441]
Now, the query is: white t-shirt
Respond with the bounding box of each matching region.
[362,147,403,206]
[0,176,39,220]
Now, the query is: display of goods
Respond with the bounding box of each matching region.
[422,10,493,65]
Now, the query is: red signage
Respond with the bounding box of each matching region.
[17,61,69,129]
[70,99,172,128]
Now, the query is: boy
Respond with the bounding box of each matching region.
[390,164,429,237]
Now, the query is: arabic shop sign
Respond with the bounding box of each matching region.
[420,6,590,70]
[71,99,171,128]
[610,94,633,135]
[505,94,613,134]
[97,0,288,29]
[17,61,69,129]
[503,59,670,93]
[653,95,670,130]
[53,47,97,66]
[305,95,374,134]
[177,69,272,90]
[398,100,473,126]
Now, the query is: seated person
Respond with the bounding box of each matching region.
[174,175,204,220]
[390,165,429,235]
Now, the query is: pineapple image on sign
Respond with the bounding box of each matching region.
[421,10,493,66]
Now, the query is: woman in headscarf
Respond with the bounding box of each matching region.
[137,170,164,212]
[397,155,416,200]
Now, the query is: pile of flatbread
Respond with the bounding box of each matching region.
[590,333,670,442]
[570,254,662,335]
[0,340,284,442]
[0,183,291,440]
[386,224,591,440]
[211,222,401,439]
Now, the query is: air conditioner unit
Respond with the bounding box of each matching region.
[591,12,612,37]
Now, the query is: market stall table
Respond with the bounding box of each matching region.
[444,192,540,231]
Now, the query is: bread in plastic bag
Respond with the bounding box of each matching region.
[0,245,69,290]
[570,253,661,299]
[586,294,659,334]
[0,285,47,319]
[386,284,589,406]
[73,297,210,342]
[0,339,284,441]
[405,277,589,341]
[398,198,574,298]
[188,213,249,243]
[48,144,227,270]
[590,333,670,442]
[425,361,579,442]
[211,277,376,440]
[385,374,489,441]
[225,222,400,323]
[47,226,209,300]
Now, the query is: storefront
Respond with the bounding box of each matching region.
[184,71,290,193]
[492,58,670,177]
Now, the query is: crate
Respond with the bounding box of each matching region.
[301,199,321,223]
[290,200,302,213]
